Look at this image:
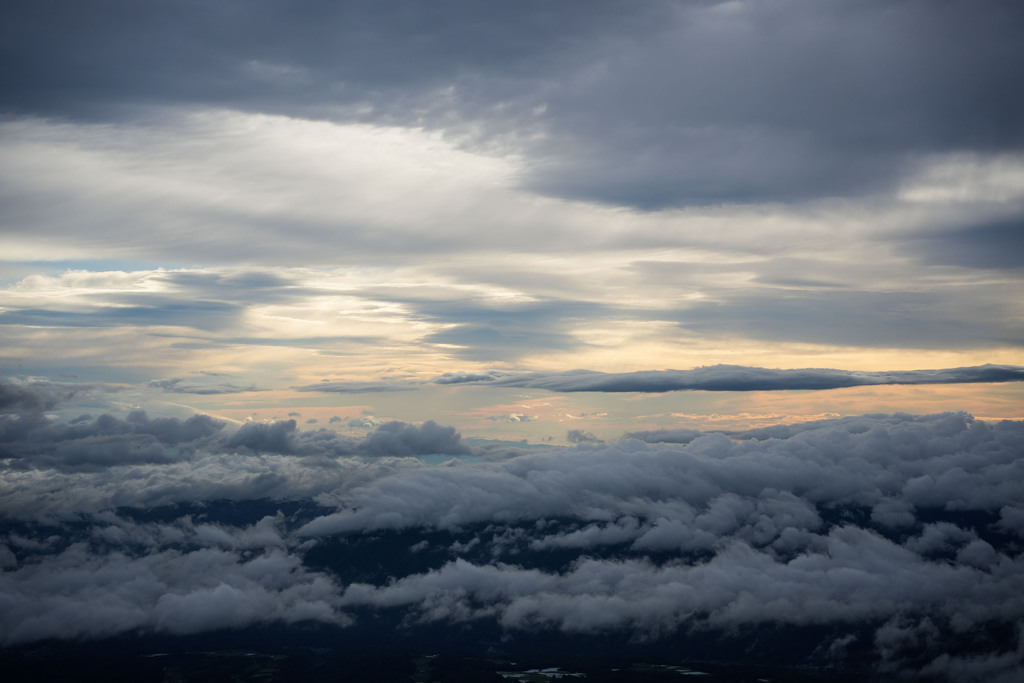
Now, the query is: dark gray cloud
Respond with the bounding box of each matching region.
[432,363,1024,393]
[6,1,1018,208]
[566,429,603,445]
[624,428,704,445]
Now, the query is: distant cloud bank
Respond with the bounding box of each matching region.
[433,363,1024,393]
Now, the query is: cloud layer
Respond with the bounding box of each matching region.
[2,382,1023,679]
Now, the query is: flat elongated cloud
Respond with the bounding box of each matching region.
[432,363,1024,393]
[293,381,420,394]
[149,377,261,394]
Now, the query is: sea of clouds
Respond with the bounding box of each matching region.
[1,380,1022,681]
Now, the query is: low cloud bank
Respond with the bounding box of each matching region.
[2,381,1022,680]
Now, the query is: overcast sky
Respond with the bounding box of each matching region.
[1,0,1023,438]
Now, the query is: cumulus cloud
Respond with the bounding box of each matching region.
[348,415,383,429]
[495,413,533,423]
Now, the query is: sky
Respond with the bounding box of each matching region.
[1,2,1024,679]
[1,0,1023,442]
